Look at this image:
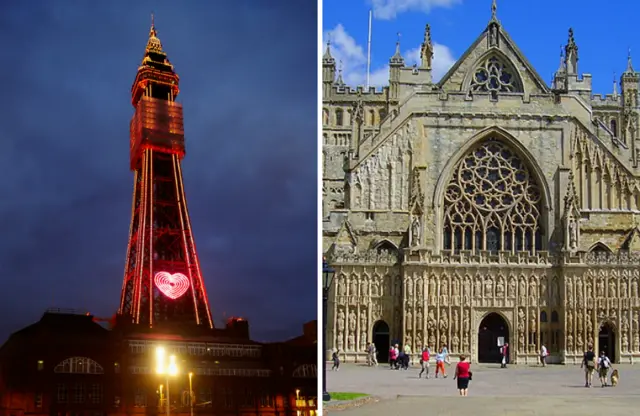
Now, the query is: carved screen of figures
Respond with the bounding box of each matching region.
[443,138,543,254]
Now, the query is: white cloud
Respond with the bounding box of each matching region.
[370,0,463,20]
[323,24,456,88]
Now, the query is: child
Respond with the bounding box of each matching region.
[331,350,340,371]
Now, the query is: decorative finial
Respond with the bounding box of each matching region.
[396,32,401,44]
[627,47,634,73]
[339,60,343,72]
[425,24,431,44]
[151,13,155,29]
[613,72,618,96]
[491,0,497,19]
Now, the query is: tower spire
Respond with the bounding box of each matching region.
[390,32,404,65]
[627,48,635,73]
[491,0,497,20]
[565,28,579,75]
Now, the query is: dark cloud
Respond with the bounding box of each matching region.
[0,0,318,342]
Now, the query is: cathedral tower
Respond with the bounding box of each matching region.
[118,20,214,330]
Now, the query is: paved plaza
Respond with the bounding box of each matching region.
[327,362,640,415]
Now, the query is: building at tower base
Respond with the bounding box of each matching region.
[0,309,317,416]
[322,7,640,365]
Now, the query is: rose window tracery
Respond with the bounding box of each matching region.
[469,56,522,94]
[443,138,543,254]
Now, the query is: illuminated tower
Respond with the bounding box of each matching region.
[118,20,214,329]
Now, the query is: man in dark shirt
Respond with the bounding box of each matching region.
[580,344,596,387]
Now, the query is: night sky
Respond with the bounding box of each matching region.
[0,1,318,342]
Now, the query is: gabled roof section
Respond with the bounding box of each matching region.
[437,19,550,95]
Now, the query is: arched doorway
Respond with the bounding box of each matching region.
[372,321,390,363]
[478,312,509,363]
[598,322,616,362]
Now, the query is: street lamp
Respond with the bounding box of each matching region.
[156,347,178,416]
[322,257,335,402]
[188,372,194,416]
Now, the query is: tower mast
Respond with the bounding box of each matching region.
[118,18,214,330]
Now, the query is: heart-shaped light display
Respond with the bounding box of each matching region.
[154,271,190,300]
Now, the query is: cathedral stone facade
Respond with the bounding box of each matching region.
[322,9,640,365]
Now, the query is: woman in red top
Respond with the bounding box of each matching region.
[453,355,471,396]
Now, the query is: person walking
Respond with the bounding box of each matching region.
[418,346,431,379]
[389,344,399,369]
[453,354,471,396]
[367,343,378,367]
[540,344,548,367]
[435,347,448,378]
[597,350,612,387]
[580,344,596,387]
[331,349,340,371]
[404,343,412,366]
[500,343,509,368]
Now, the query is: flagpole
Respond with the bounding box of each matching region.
[366,9,372,89]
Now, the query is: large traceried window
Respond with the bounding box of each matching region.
[443,138,543,254]
[470,56,523,94]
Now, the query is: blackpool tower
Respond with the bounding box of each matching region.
[118,21,214,330]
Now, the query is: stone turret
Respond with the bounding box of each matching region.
[323,41,336,97]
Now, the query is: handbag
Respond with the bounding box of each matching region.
[468,371,473,381]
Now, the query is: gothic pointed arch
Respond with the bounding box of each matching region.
[463,49,525,95]
[589,242,613,253]
[371,239,399,254]
[434,127,550,253]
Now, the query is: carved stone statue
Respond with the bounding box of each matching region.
[595,279,604,298]
[566,333,573,353]
[416,279,423,298]
[540,277,548,299]
[360,331,367,351]
[568,218,578,250]
[337,332,344,350]
[529,312,536,333]
[406,309,413,331]
[416,307,423,331]
[518,308,525,332]
[508,276,516,297]
[622,332,629,352]
[360,309,367,330]
[633,279,639,298]
[464,278,471,303]
[348,310,357,332]
[576,334,584,350]
[337,309,346,332]
[360,279,369,296]
[428,333,436,348]
[439,309,449,331]
[496,277,505,297]
[577,313,583,333]
[347,333,355,351]
[585,312,592,333]
[463,310,470,332]
[609,279,616,298]
[519,277,527,302]
[452,310,460,333]
[411,216,421,247]
[475,278,482,297]
[519,332,525,349]
[427,309,436,331]
[484,277,494,297]
[338,279,346,296]
[350,278,358,296]
[372,279,380,297]
[429,278,437,302]
[567,310,573,332]
[406,280,414,298]
[452,334,460,351]
[441,334,448,346]
[621,280,628,298]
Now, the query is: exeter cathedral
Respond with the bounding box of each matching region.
[322,4,640,365]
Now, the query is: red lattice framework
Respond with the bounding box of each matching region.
[118,30,213,329]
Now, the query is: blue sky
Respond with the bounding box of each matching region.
[323,0,638,94]
[0,1,316,342]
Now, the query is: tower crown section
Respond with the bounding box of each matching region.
[129,20,185,169]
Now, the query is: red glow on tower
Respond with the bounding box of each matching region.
[118,21,214,329]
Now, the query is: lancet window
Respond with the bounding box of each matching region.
[469,56,523,94]
[443,138,543,254]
